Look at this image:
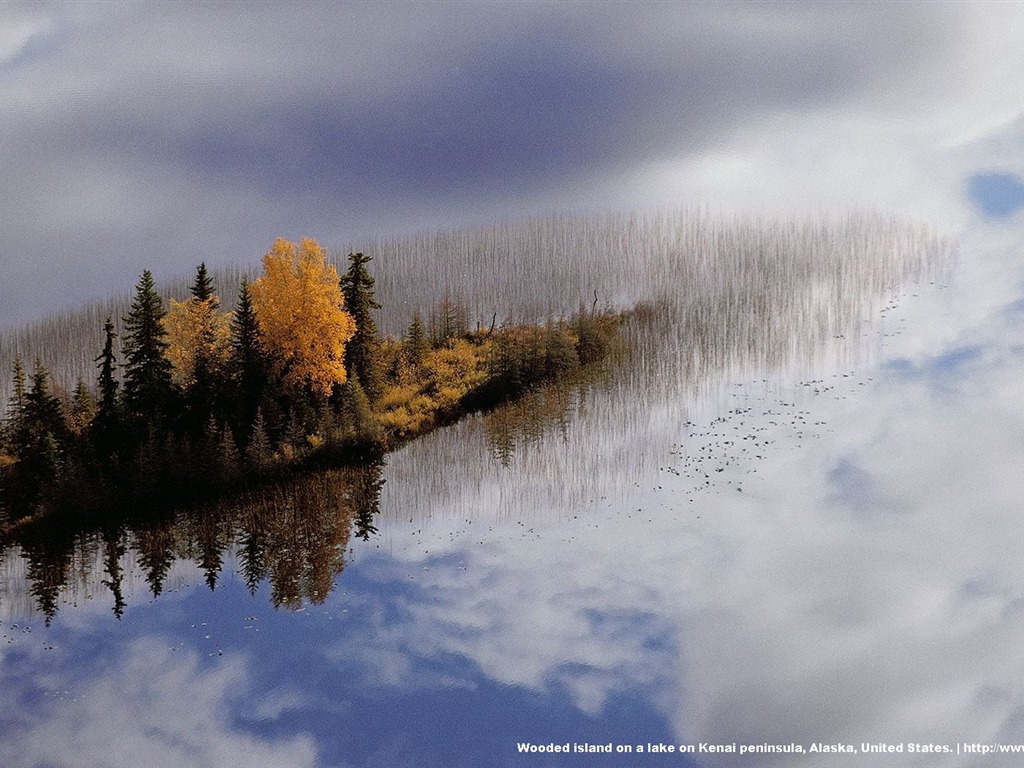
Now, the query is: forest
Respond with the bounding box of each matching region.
[0,237,621,533]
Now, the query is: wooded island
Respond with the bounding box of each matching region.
[0,238,620,532]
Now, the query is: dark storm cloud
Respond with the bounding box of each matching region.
[50,3,944,203]
[0,1,955,326]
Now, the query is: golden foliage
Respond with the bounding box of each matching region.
[377,338,491,438]
[250,238,356,397]
[163,297,230,387]
[425,338,489,408]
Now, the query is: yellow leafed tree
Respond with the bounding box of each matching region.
[250,237,356,396]
[164,297,230,387]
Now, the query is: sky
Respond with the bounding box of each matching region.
[3,2,1024,328]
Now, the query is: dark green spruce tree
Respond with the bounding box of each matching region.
[190,261,216,304]
[69,378,95,436]
[404,312,428,371]
[2,357,28,455]
[121,271,175,433]
[229,278,268,445]
[12,362,72,503]
[89,317,122,462]
[184,263,220,436]
[339,252,383,401]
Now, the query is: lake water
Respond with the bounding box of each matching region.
[4,213,1023,766]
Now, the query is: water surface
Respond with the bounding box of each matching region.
[7,215,1020,767]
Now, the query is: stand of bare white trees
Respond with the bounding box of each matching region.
[0,209,953,405]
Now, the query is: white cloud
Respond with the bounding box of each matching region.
[619,4,1024,227]
[327,218,1024,760]
[0,638,317,768]
[2,2,1013,326]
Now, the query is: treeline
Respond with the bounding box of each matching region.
[0,238,620,528]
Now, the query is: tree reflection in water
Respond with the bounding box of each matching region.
[1,461,384,620]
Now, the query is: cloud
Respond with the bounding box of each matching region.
[0,2,1007,326]
[0,638,317,768]
[5,6,1024,761]
[309,215,1024,761]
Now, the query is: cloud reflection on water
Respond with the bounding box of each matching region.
[0,637,317,768]
[342,225,1024,762]
[2,220,1022,765]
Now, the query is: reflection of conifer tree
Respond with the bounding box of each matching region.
[349,460,385,540]
[257,473,353,609]
[237,518,268,595]
[482,384,580,467]
[486,407,516,467]
[196,510,227,591]
[101,526,127,619]
[135,523,176,598]
[20,528,74,626]
[262,483,304,609]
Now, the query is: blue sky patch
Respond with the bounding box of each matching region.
[967,172,1024,217]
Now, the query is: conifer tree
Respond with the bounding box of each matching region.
[166,264,227,434]
[122,271,174,429]
[404,312,429,371]
[340,251,383,400]
[230,278,267,442]
[69,378,95,436]
[337,373,382,448]
[429,293,469,346]
[2,358,28,453]
[90,318,122,459]
[16,362,70,486]
[6,357,26,418]
[24,363,69,448]
[217,425,242,483]
[246,407,272,473]
[190,261,217,306]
